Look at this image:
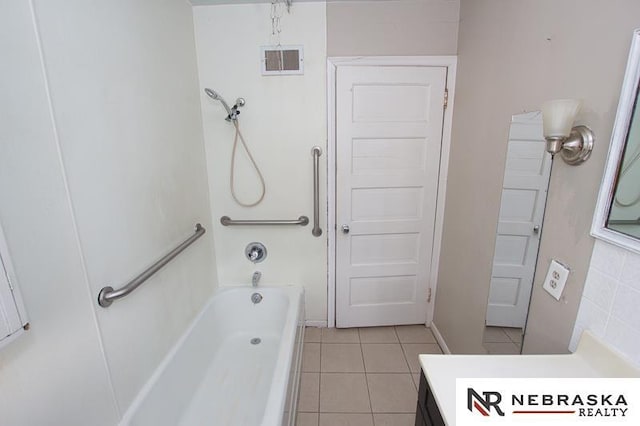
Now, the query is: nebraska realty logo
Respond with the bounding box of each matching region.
[467,388,505,416]
[456,378,640,425]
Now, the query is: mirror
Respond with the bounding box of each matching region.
[483,111,552,354]
[593,29,640,253]
[608,100,640,236]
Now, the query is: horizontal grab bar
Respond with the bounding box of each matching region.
[97,223,206,308]
[220,216,309,226]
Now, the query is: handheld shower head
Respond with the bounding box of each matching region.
[204,87,221,100]
[204,87,245,122]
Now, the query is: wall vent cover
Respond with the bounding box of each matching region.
[261,45,303,75]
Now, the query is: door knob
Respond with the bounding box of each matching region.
[533,225,540,234]
[342,225,350,234]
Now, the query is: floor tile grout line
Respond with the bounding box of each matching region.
[304,328,424,423]
[360,341,374,413]
[395,326,418,382]
[402,347,417,380]
[310,327,433,416]
[482,326,524,345]
[505,328,523,345]
[502,327,521,347]
[317,340,322,413]
[499,327,511,341]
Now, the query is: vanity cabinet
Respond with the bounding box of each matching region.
[415,371,445,426]
[416,332,638,425]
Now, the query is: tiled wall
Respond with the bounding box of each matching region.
[570,240,640,368]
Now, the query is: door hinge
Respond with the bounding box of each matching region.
[427,288,432,303]
[443,88,449,110]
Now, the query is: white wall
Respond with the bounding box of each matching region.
[193,3,327,322]
[0,0,216,424]
[570,240,640,368]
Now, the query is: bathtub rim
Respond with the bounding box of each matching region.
[261,285,304,426]
[118,285,304,426]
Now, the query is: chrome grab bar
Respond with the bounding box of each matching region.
[220,216,309,226]
[311,146,322,237]
[97,223,206,307]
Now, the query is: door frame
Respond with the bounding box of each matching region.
[326,56,457,328]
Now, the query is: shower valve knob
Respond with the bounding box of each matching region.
[245,242,267,263]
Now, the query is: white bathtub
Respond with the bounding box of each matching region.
[120,286,305,426]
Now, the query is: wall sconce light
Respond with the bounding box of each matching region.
[541,99,595,165]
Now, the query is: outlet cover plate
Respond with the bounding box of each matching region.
[542,259,570,300]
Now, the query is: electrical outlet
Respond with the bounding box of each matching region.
[542,260,570,300]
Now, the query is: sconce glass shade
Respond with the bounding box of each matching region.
[541,99,582,138]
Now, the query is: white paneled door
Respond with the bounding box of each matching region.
[335,66,447,328]
[486,112,552,328]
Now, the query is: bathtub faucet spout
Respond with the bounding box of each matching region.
[252,271,261,287]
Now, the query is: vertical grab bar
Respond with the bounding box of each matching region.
[311,146,323,237]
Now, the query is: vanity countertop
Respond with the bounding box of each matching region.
[419,332,640,425]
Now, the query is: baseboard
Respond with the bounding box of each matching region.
[305,320,327,328]
[430,322,451,354]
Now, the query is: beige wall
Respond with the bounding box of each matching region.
[433,0,640,354]
[327,0,459,56]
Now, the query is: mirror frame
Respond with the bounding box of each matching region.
[592,29,640,254]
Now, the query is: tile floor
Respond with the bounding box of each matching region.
[482,326,523,354]
[297,325,442,426]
